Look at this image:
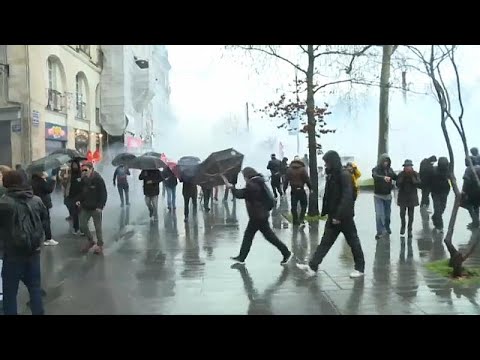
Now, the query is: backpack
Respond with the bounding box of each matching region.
[262,182,275,211]
[9,198,42,255]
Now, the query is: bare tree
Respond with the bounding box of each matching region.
[229,45,371,216]
[408,45,480,277]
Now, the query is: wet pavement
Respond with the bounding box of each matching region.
[14,182,480,315]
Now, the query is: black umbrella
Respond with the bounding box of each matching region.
[27,154,72,174]
[50,148,87,161]
[177,156,201,182]
[194,148,244,187]
[128,155,167,170]
[143,151,162,158]
[111,152,137,167]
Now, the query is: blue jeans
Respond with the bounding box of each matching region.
[166,186,177,209]
[2,254,44,315]
[374,196,392,235]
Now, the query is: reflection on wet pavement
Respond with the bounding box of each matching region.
[15,188,480,314]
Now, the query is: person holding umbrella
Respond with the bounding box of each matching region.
[163,166,178,211]
[139,169,163,220]
[113,164,131,207]
[31,171,58,246]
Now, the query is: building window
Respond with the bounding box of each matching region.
[75,72,88,120]
[47,56,66,113]
[78,45,91,57]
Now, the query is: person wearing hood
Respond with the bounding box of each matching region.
[267,154,283,199]
[372,153,398,239]
[280,157,288,187]
[283,158,312,226]
[396,160,421,238]
[419,155,437,208]
[461,161,480,230]
[31,171,58,246]
[0,170,49,315]
[223,167,292,266]
[296,150,365,278]
[345,162,362,201]
[467,147,480,167]
[63,160,83,235]
[430,157,451,232]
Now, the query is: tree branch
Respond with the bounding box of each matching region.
[299,45,308,54]
[345,45,375,74]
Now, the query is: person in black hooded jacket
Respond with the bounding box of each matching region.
[430,157,451,232]
[267,154,283,199]
[223,167,292,265]
[419,155,437,208]
[297,150,365,278]
[31,172,58,246]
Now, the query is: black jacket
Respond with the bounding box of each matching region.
[232,174,270,221]
[66,163,83,200]
[396,170,421,208]
[31,175,56,209]
[321,151,355,221]
[0,187,48,258]
[372,153,397,195]
[431,157,451,195]
[280,159,288,176]
[283,160,311,192]
[77,171,108,210]
[139,170,162,197]
[163,167,178,188]
[267,159,281,176]
[419,157,436,188]
[182,182,198,197]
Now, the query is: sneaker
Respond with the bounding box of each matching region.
[281,252,293,266]
[93,245,103,255]
[296,263,317,277]
[230,256,245,265]
[349,270,364,278]
[299,222,306,230]
[44,239,59,246]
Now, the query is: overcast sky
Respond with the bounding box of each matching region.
[167,45,480,179]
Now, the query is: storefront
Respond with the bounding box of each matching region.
[45,122,67,155]
[74,129,89,156]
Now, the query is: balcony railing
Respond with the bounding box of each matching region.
[76,101,87,120]
[47,89,66,113]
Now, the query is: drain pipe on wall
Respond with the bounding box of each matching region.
[24,44,32,164]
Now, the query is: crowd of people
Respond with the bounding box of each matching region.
[1,144,480,315]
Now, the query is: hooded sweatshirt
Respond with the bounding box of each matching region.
[31,174,56,209]
[372,153,397,199]
[321,150,355,221]
[283,160,311,192]
[232,173,270,221]
[0,186,48,258]
[431,157,451,195]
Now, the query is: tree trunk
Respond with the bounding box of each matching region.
[378,45,394,159]
[306,45,319,216]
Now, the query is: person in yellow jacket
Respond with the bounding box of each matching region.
[346,162,362,200]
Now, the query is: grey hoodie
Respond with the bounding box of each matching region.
[372,153,398,198]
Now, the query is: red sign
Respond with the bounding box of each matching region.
[126,136,143,149]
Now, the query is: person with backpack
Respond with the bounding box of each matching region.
[345,162,362,201]
[419,155,437,208]
[296,150,365,279]
[113,164,131,207]
[283,158,312,227]
[163,167,178,211]
[222,167,292,266]
[76,162,108,254]
[461,163,480,230]
[139,169,163,220]
[267,154,283,199]
[396,160,421,238]
[430,157,451,232]
[0,170,49,315]
[31,171,58,246]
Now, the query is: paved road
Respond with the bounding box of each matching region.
[13,182,480,315]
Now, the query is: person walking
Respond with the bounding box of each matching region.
[201,184,213,212]
[76,162,108,254]
[267,154,283,199]
[63,160,83,235]
[461,163,480,230]
[139,169,162,220]
[31,171,58,246]
[296,150,365,278]
[345,162,362,201]
[430,157,451,232]
[0,170,48,315]
[280,157,288,188]
[372,153,398,239]
[223,168,292,265]
[181,179,197,222]
[163,167,178,211]
[283,158,312,227]
[396,160,421,238]
[419,155,437,208]
[113,164,130,207]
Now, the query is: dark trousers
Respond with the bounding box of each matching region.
[117,184,129,205]
[203,189,212,210]
[184,192,198,218]
[421,187,431,207]
[468,204,480,227]
[238,219,290,261]
[45,208,52,240]
[400,206,414,233]
[2,254,44,315]
[309,218,365,272]
[432,192,448,230]
[291,188,307,225]
[271,175,282,198]
[66,197,79,232]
